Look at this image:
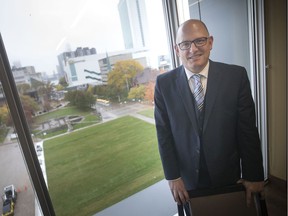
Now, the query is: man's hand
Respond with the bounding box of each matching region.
[237,179,265,207]
[168,178,190,205]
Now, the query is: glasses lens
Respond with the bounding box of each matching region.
[178,37,208,50]
[194,38,208,47]
[179,41,191,50]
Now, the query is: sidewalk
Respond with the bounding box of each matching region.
[94,180,178,216]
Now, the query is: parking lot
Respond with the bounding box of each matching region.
[0,142,35,216]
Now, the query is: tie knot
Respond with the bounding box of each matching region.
[192,74,201,81]
[192,74,202,85]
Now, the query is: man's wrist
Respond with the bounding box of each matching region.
[168,177,181,182]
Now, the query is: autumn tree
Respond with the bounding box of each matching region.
[144,81,155,103]
[108,60,144,101]
[20,95,39,125]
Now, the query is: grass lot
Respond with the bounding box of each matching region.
[33,106,100,139]
[44,115,163,216]
[34,106,94,123]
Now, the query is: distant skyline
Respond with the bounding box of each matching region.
[0,0,169,75]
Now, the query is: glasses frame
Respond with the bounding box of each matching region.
[177,37,210,50]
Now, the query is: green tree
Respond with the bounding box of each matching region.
[59,77,68,87]
[0,105,10,126]
[65,90,95,109]
[17,83,31,94]
[128,85,146,100]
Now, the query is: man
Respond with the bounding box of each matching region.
[154,19,264,212]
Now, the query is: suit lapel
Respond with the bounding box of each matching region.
[176,66,200,134]
[203,61,222,132]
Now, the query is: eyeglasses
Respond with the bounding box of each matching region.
[178,37,210,50]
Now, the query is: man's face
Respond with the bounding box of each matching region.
[175,22,213,73]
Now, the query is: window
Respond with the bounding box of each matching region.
[174,0,268,178]
[0,0,172,215]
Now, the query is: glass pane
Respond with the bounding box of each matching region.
[0,0,174,215]
[0,91,40,215]
[176,0,253,80]
[175,0,268,180]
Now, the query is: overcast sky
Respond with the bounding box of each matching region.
[0,0,168,74]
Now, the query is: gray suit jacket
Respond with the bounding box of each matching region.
[154,60,264,190]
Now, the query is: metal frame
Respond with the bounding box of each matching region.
[162,0,180,68]
[248,0,268,180]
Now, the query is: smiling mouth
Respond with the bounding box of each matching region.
[188,54,202,60]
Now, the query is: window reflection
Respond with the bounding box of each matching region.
[0,0,171,215]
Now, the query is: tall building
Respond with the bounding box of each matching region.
[118,0,149,49]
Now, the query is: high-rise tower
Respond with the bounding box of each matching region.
[118,0,149,49]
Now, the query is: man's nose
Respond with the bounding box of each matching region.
[189,42,198,52]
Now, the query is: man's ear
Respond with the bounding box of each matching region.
[174,44,180,57]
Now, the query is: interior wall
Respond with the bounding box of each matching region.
[264,0,287,181]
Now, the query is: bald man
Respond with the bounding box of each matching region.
[154,19,264,213]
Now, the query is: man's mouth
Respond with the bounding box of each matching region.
[187,54,202,60]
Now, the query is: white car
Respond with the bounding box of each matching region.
[3,185,17,203]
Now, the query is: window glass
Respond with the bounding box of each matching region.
[176,0,268,179]
[0,0,172,215]
[0,90,39,215]
[176,0,252,79]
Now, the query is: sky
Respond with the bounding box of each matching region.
[0,0,169,75]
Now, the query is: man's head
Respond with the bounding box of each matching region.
[175,19,213,73]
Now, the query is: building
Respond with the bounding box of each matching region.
[57,47,97,78]
[61,49,148,88]
[118,0,149,49]
[11,66,43,86]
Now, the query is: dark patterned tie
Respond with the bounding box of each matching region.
[192,74,204,111]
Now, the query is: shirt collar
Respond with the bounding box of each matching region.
[184,61,209,80]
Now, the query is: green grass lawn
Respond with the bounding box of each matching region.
[44,116,163,216]
[34,106,95,123]
[137,107,154,119]
[33,106,101,139]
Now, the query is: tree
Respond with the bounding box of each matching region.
[19,95,39,125]
[38,81,54,111]
[65,90,95,109]
[108,60,144,101]
[87,85,94,95]
[128,85,146,100]
[17,83,31,94]
[144,81,155,103]
[59,77,68,88]
[0,105,10,126]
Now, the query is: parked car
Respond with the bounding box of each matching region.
[36,145,42,152]
[3,185,17,203]
[2,199,14,216]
